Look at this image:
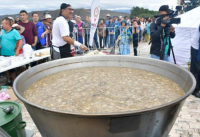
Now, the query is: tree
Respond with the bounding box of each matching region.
[130,6,157,19]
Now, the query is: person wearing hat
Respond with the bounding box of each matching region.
[150,5,175,62]
[8,17,15,26]
[43,12,50,19]
[44,14,53,47]
[119,20,131,55]
[51,3,87,60]
[12,24,26,54]
[45,14,52,24]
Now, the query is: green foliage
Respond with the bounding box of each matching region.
[130,6,157,18]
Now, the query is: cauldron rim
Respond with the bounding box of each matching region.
[13,55,196,117]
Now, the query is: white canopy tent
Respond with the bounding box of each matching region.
[170,6,200,67]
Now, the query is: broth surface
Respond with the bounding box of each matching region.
[25,67,184,113]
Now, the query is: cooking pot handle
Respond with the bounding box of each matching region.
[17,121,26,130]
[109,115,141,133]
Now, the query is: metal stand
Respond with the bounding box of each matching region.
[171,45,177,64]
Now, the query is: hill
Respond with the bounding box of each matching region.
[0,8,130,21]
[112,10,131,14]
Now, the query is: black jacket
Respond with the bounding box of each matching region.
[150,23,175,58]
[68,20,74,38]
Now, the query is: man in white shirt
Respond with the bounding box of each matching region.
[51,3,87,60]
[190,25,200,98]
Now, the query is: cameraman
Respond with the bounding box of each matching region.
[150,5,175,62]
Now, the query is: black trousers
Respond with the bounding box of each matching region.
[85,33,100,49]
[133,39,138,56]
[59,44,72,58]
[85,34,90,48]
[36,43,42,50]
[99,37,106,49]
[51,44,72,60]
[190,47,200,94]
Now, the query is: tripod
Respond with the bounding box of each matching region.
[171,45,177,64]
[161,27,177,64]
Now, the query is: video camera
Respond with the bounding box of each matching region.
[154,6,182,25]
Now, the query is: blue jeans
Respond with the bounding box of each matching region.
[77,36,83,53]
[151,54,170,62]
[115,30,120,41]
[108,34,115,48]
[78,36,83,44]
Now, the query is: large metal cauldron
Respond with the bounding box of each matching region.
[13,56,196,137]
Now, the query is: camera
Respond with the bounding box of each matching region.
[155,6,182,25]
[161,18,181,25]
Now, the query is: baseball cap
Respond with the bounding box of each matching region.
[8,17,15,22]
[106,14,110,17]
[60,3,71,10]
[45,14,52,19]
[159,5,171,13]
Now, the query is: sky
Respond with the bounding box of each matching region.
[0,0,178,15]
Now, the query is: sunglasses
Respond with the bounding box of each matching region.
[66,8,74,11]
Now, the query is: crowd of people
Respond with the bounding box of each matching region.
[0,7,155,57]
[0,5,153,85]
[71,14,153,55]
[0,10,55,86]
[1,3,200,99]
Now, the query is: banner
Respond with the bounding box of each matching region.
[90,0,101,46]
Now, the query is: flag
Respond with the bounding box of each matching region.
[90,0,101,46]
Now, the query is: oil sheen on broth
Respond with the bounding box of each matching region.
[24,67,184,114]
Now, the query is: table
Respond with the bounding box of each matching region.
[0,48,50,73]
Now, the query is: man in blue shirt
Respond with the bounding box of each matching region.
[113,16,120,41]
[32,12,49,50]
[107,17,115,48]
[105,14,110,49]
[0,17,22,86]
